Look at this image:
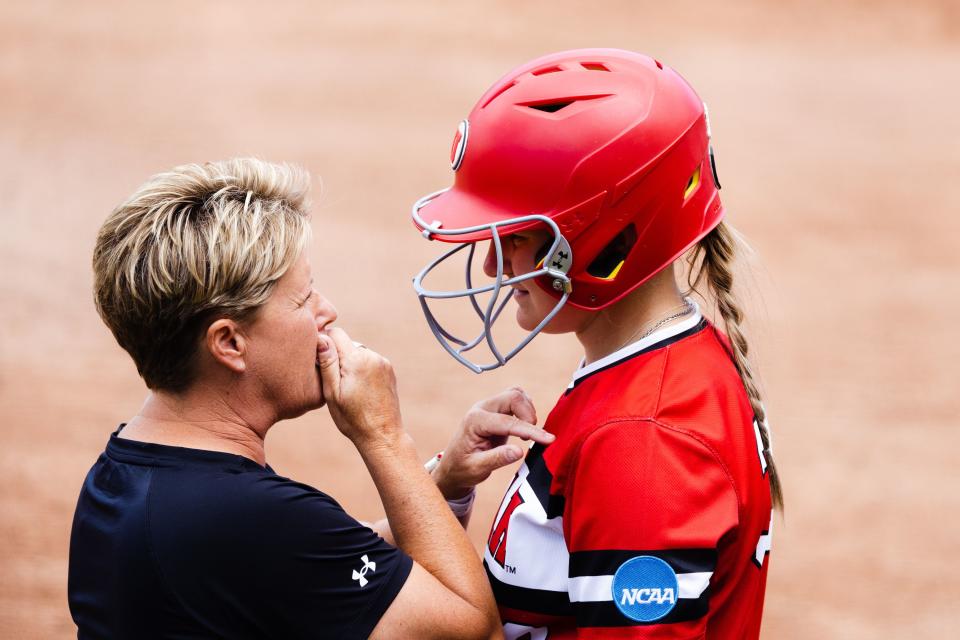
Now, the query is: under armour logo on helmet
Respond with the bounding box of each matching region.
[352,554,377,587]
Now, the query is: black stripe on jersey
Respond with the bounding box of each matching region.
[485,562,574,617]
[565,318,709,394]
[569,548,717,577]
[570,548,715,628]
[574,589,711,628]
[524,444,565,519]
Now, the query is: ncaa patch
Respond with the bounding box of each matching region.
[611,555,678,622]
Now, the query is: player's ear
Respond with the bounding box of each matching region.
[205,318,247,374]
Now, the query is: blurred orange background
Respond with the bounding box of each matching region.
[1,1,957,637]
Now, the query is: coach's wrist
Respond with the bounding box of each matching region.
[355,431,417,467]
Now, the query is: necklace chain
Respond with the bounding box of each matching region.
[611,300,696,353]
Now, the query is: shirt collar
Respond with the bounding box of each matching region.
[568,299,704,389]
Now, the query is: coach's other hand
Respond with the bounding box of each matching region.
[318,328,403,449]
[434,387,554,500]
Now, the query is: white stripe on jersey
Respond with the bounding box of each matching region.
[753,419,768,475]
[568,571,713,602]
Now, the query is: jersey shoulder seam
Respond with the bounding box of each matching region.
[569,415,742,515]
[649,417,743,511]
[653,332,747,509]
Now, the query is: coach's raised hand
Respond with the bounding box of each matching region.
[434,386,555,500]
[317,327,502,640]
[317,328,403,447]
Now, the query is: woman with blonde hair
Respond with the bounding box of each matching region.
[70,157,542,639]
[411,49,781,639]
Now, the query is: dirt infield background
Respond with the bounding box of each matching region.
[1,1,958,637]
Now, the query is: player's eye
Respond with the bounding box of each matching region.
[511,232,542,248]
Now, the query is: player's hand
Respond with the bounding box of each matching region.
[317,327,403,450]
[433,387,554,500]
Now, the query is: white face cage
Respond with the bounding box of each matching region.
[411,189,574,373]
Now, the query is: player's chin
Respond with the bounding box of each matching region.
[516,305,554,332]
[515,308,538,332]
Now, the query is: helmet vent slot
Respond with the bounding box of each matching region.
[587,224,638,280]
[683,165,701,200]
[521,94,612,114]
[581,62,610,71]
[527,101,574,113]
[532,65,563,76]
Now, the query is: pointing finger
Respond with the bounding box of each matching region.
[509,387,538,425]
[475,386,538,425]
[471,410,554,444]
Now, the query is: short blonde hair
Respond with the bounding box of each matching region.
[93,158,312,392]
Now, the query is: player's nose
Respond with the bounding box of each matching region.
[483,239,512,278]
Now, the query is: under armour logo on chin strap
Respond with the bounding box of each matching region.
[352,554,377,587]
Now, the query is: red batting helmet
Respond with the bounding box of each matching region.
[412,48,724,372]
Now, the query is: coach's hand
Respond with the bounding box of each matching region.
[434,387,554,500]
[317,328,403,449]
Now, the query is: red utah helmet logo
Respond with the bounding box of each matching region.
[449,119,469,171]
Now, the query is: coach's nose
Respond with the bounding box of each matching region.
[313,292,338,331]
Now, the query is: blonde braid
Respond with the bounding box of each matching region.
[689,221,784,511]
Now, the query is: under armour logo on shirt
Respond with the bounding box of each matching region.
[352,555,377,587]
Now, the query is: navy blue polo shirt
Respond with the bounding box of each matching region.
[68,427,412,639]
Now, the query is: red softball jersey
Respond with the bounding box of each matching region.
[484,306,773,639]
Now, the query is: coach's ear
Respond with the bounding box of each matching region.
[205,318,247,374]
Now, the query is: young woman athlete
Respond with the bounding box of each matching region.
[411,49,782,639]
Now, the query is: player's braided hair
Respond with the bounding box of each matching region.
[688,221,784,511]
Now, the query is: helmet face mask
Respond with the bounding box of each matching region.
[411,49,723,373]
[412,190,573,373]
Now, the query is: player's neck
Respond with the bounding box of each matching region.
[576,265,688,365]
